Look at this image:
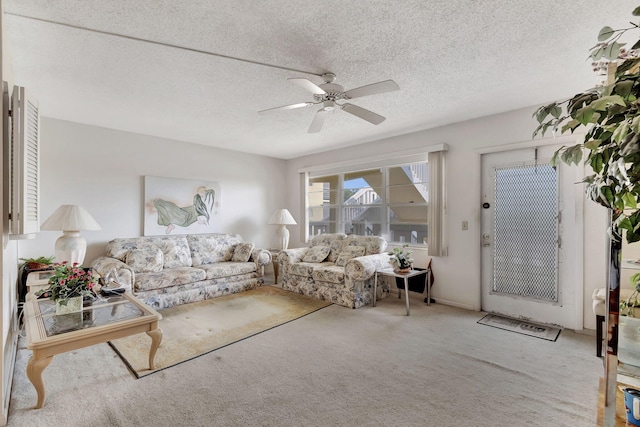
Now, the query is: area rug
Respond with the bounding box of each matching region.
[109,286,332,378]
[477,313,561,341]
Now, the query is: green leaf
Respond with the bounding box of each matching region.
[619,217,633,232]
[615,80,635,97]
[598,26,615,41]
[550,149,560,168]
[584,139,603,150]
[633,6,640,15]
[613,122,630,143]
[591,46,605,61]
[623,192,638,209]
[601,186,614,205]
[550,105,562,118]
[631,116,640,134]
[590,152,604,173]
[603,42,625,60]
[561,119,581,134]
[575,106,595,125]
[562,145,583,165]
[617,57,640,74]
[591,95,626,111]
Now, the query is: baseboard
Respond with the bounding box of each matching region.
[1,326,18,426]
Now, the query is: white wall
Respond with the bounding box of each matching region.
[286,105,607,330]
[18,118,287,265]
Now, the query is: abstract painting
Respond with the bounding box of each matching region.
[144,176,221,236]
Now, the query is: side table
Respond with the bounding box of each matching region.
[268,248,282,285]
[373,268,431,316]
[25,270,55,300]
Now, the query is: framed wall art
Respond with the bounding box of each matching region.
[144,176,221,236]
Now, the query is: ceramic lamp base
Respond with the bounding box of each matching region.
[54,231,87,265]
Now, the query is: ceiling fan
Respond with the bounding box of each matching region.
[258,73,399,133]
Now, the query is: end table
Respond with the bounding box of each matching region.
[373,268,431,316]
[268,249,282,285]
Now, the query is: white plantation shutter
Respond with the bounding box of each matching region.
[10,86,40,236]
[427,150,447,256]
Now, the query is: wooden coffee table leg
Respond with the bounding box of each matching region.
[146,328,163,370]
[26,354,53,409]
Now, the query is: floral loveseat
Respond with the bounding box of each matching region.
[90,233,271,309]
[279,233,391,308]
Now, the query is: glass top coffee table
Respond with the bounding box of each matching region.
[23,292,162,409]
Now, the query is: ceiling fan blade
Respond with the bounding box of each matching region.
[289,78,326,95]
[258,102,314,114]
[342,80,400,99]
[308,109,328,133]
[341,103,386,125]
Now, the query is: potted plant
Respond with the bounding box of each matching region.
[532,5,640,421]
[36,262,99,315]
[19,255,55,271]
[388,245,414,273]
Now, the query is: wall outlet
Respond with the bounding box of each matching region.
[462,221,468,230]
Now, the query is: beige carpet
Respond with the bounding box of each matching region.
[109,286,332,377]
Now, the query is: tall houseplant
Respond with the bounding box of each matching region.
[533,5,640,423]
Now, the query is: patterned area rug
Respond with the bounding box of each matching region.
[477,314,561,341]
[109,286,332,377]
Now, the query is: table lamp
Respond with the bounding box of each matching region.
[268,208,297,250]
[41,205,101,265]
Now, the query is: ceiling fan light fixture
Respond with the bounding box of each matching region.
[322,100,336,111]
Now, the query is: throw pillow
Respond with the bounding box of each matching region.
[125,246,164,273]
[335,245,366,267]
[232,242,255,262]
[303,246,331,263]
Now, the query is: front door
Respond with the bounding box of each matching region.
[480,145,581,329]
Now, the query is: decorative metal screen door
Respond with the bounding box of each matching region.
[481,146,581,329]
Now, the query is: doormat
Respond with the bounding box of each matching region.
[109,286,332,378]
[477,314,561,341]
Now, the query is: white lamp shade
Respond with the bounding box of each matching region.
[268,209,297,225]
[41,205,101,231]
[41,205,101,265]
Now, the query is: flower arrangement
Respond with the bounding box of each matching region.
[388,245,414,271]
[37,262,98,303]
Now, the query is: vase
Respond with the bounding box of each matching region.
[395,267,411,274]
[55,296,83,315]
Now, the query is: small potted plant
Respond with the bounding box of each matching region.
[37,262,99,315]
[19,255,55,271]
[388,245,414,273]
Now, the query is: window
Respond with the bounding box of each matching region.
[308,161,429,245]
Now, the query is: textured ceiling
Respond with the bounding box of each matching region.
[3,1,639,159]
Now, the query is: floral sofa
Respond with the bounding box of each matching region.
[90,233,271,309]
[279,233,391,308]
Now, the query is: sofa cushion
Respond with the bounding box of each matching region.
[336,246,366,267]
[152,236,193,268]
[289,261,334,277]
[125,246,164,273]
[135,267,206,291]
[343,235,387,255]
[303,246,331,263]
[309,233,347,262]
[106,237,149,261]
[188,234,242,265]
[199,262,257,280]
[312,265,345,284]
[232,243,255,262]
